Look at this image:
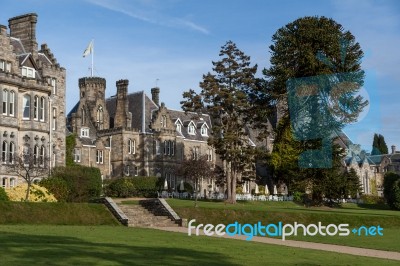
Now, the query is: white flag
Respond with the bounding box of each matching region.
[83,40,93,57]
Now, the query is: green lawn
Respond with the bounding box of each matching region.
[0,225,398,266]
[165,199,400,252]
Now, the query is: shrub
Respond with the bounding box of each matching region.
[104,178,135,198]
[6,184,57,202]
[383,172,400,210]
[292,191,304,202]
[131,176,159,197]
[360,194,385,205]
[50,166,102,202]
[0,187,9,201]
[40,177,70,202]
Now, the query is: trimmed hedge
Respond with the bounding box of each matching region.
[104,176,162,198]
[43,166,102,202]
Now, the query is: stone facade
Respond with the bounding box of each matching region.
[67,78,217,195]
[0,13,66,188]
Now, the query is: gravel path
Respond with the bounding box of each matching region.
[154,226,400,261]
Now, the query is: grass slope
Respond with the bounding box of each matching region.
[165,199,400,252]
[0,225,398,266]
[0,202,119,225]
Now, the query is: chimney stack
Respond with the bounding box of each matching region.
[151,87,160,106]
[115,79,129,128]
[8,13,38,56]
[392,145,396,154]
[0,25,7,36]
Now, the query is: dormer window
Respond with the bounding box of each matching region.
[176,123,182,133]
[161,115,167,128]
[22,66,35,78]
[188,121,196,135]
[201,124,208,136]
[81,127,89,138]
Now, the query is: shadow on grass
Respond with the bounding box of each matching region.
[0,231,238,266]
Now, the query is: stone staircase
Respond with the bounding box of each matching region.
[117,202,180,228]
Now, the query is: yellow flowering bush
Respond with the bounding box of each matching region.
[6,184,58,202]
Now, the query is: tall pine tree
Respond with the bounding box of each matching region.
[371,133,388,155]
[181,41,257,203]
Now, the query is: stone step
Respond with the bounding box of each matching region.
[117,202,179,228]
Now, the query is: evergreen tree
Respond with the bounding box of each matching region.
[371,133,389,155]
[181,41,257,204]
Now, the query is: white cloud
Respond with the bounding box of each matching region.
[86,0,209,34]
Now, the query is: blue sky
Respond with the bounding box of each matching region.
[1,0,399,152]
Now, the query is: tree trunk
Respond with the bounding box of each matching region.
[231,168,237,204]
[225,161,232,203]
[25,180,31,201]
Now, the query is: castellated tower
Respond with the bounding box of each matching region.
[8,13,38,58]
[78,77,109,130]
[114,79,132,128]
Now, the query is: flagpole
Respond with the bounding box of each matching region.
[91,39,94,77]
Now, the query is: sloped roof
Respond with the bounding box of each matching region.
[106,91,158,132]
[167,109,211,142]
[10,37,25,55]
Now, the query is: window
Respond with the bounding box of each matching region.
[81,107,86,125]
[52,108,57,130]
[39,146,45,166]
[2,177,7,188]
[9,91,14,116]
[10,178,16,188]
[161,115,167,128]
[96,105,103,129]
[22,66,35,78]
[34,96,38,120]
[96,150,104,164]
[0,60,4,71]
[2,89,7,114]
[73,148,81,162]
[23,95,30,119]
[176,123,181,133]
[6,62,11,72]
[9,142,14,164]
[134,166,139,176]
[192,147,199,160]
[81,128,89,137]
[201,125,208,136]
[207,149,213,162]
[51,78,56,94]
[167,141,171,155]
[188,122,195,135]
[40,97,45,121]
[34,145,39,165]
[128,139,135,154]
[155,140,160,155]
[2,141,7,163]
[171,141,175,156]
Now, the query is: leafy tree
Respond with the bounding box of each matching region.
[383,172,400,210]
[175,155,215,206]
[371,133,388,155]
[261,16,367,203]
[6,148,50,201]
[181,41,257,203]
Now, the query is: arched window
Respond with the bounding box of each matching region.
[9,142,15,164]
[81,107,86,125]
[2,141,7,163]
[23,95,31,119]
[2,89,7,114]
[9,91,15,116]
[34,145,39,165]
[34,95,39,120]
[40,97,45,121]
[40,146,45,166]
[96,105,103,129]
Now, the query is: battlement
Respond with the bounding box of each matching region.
[79,77,106,88]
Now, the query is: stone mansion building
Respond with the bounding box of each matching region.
[0,13,66,189]
[67,77,216,193]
